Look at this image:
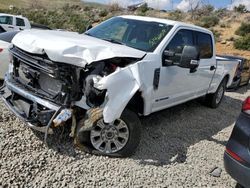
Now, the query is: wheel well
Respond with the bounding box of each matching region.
[126,91,144,115]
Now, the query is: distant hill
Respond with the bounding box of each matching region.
[0,1,249,59]
[0,0,105,9]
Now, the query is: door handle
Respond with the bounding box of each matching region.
[210,65,216,71]
[8,26,14,29]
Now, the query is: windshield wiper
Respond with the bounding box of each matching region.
[102,38,125,45]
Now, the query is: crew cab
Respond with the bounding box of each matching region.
[0,13,51,33]
[0,14,31,32]
[0,16,238,157]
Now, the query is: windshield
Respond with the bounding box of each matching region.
[0,16,13,25]
[85,17,173,52]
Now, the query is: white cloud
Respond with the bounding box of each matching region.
[176,0,200,12]
[228,0,250,10]
[145,0,172,9]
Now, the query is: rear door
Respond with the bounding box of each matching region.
[193,31,216,96]
[15,17,26,30]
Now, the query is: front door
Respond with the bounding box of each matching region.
[152,29,200,112]
[0,15,14,32]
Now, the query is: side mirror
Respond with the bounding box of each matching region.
[162,45,200,68]
[179,45,200,69]
[162,50,175,66]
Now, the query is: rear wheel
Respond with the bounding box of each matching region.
[75,109,142,157]
[205,78,226,108]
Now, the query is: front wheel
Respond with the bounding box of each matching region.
[205,78,226,108]
[75,109,142,157]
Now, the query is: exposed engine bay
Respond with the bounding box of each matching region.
[3,45,142,133]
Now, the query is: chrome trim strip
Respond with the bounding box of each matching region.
[27,123,53,134]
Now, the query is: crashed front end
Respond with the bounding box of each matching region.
[1,43,143,137]
[1,46,83,134]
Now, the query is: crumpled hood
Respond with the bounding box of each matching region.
[12,30,146,67]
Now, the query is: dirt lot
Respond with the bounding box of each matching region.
[1,86,250,187]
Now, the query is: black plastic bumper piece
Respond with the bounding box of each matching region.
[224,152,250,187]
[0,74,62,133]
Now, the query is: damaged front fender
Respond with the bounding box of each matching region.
[94,63,142,123]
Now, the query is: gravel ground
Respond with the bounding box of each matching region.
[1,86,250,188]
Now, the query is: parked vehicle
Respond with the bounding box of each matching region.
[224,96,250,188]
[218,55,250,89]
[0,31,19,79]
[0,16,239,157]
[0,14,31,32]
[0,13,51,33]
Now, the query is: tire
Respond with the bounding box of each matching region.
[205,78,226,108]
[75,109,142,157]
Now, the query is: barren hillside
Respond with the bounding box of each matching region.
[0,0,249,59]
[214,13,250,59]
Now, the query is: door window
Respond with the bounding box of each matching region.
[164,29,194,64]
[16,18,25,27]
[196,32,213,59]
[0,16,13,25]
[166,29,194,53]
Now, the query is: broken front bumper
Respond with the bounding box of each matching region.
[0,74,63,134]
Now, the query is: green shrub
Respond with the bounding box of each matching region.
[99,9,108,17]
[227,36,235,41]
[235,22,250,36]
[200,15,219,28]
[108,3,121,12]
[168,10,184,21]
[234,34,250,50]
[214,8,228,18]
[220,23,226,28]
[210,29,221,42]
[195,5,214,17]
[234,4,247,13]
[138,3,149,13]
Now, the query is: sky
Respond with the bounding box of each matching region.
[82,0,250,11]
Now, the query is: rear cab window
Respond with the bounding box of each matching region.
[16,18,25,27]
[195,31,213,59]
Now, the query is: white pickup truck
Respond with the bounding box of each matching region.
[0,13,31,32]
[0,13,51,33]
[0,15,238,157]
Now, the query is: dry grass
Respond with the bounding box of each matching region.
[215,13,250,60]
[0,0,81,9]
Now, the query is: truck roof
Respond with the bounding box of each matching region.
[0,13,27,20]
[119,15,213,35]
